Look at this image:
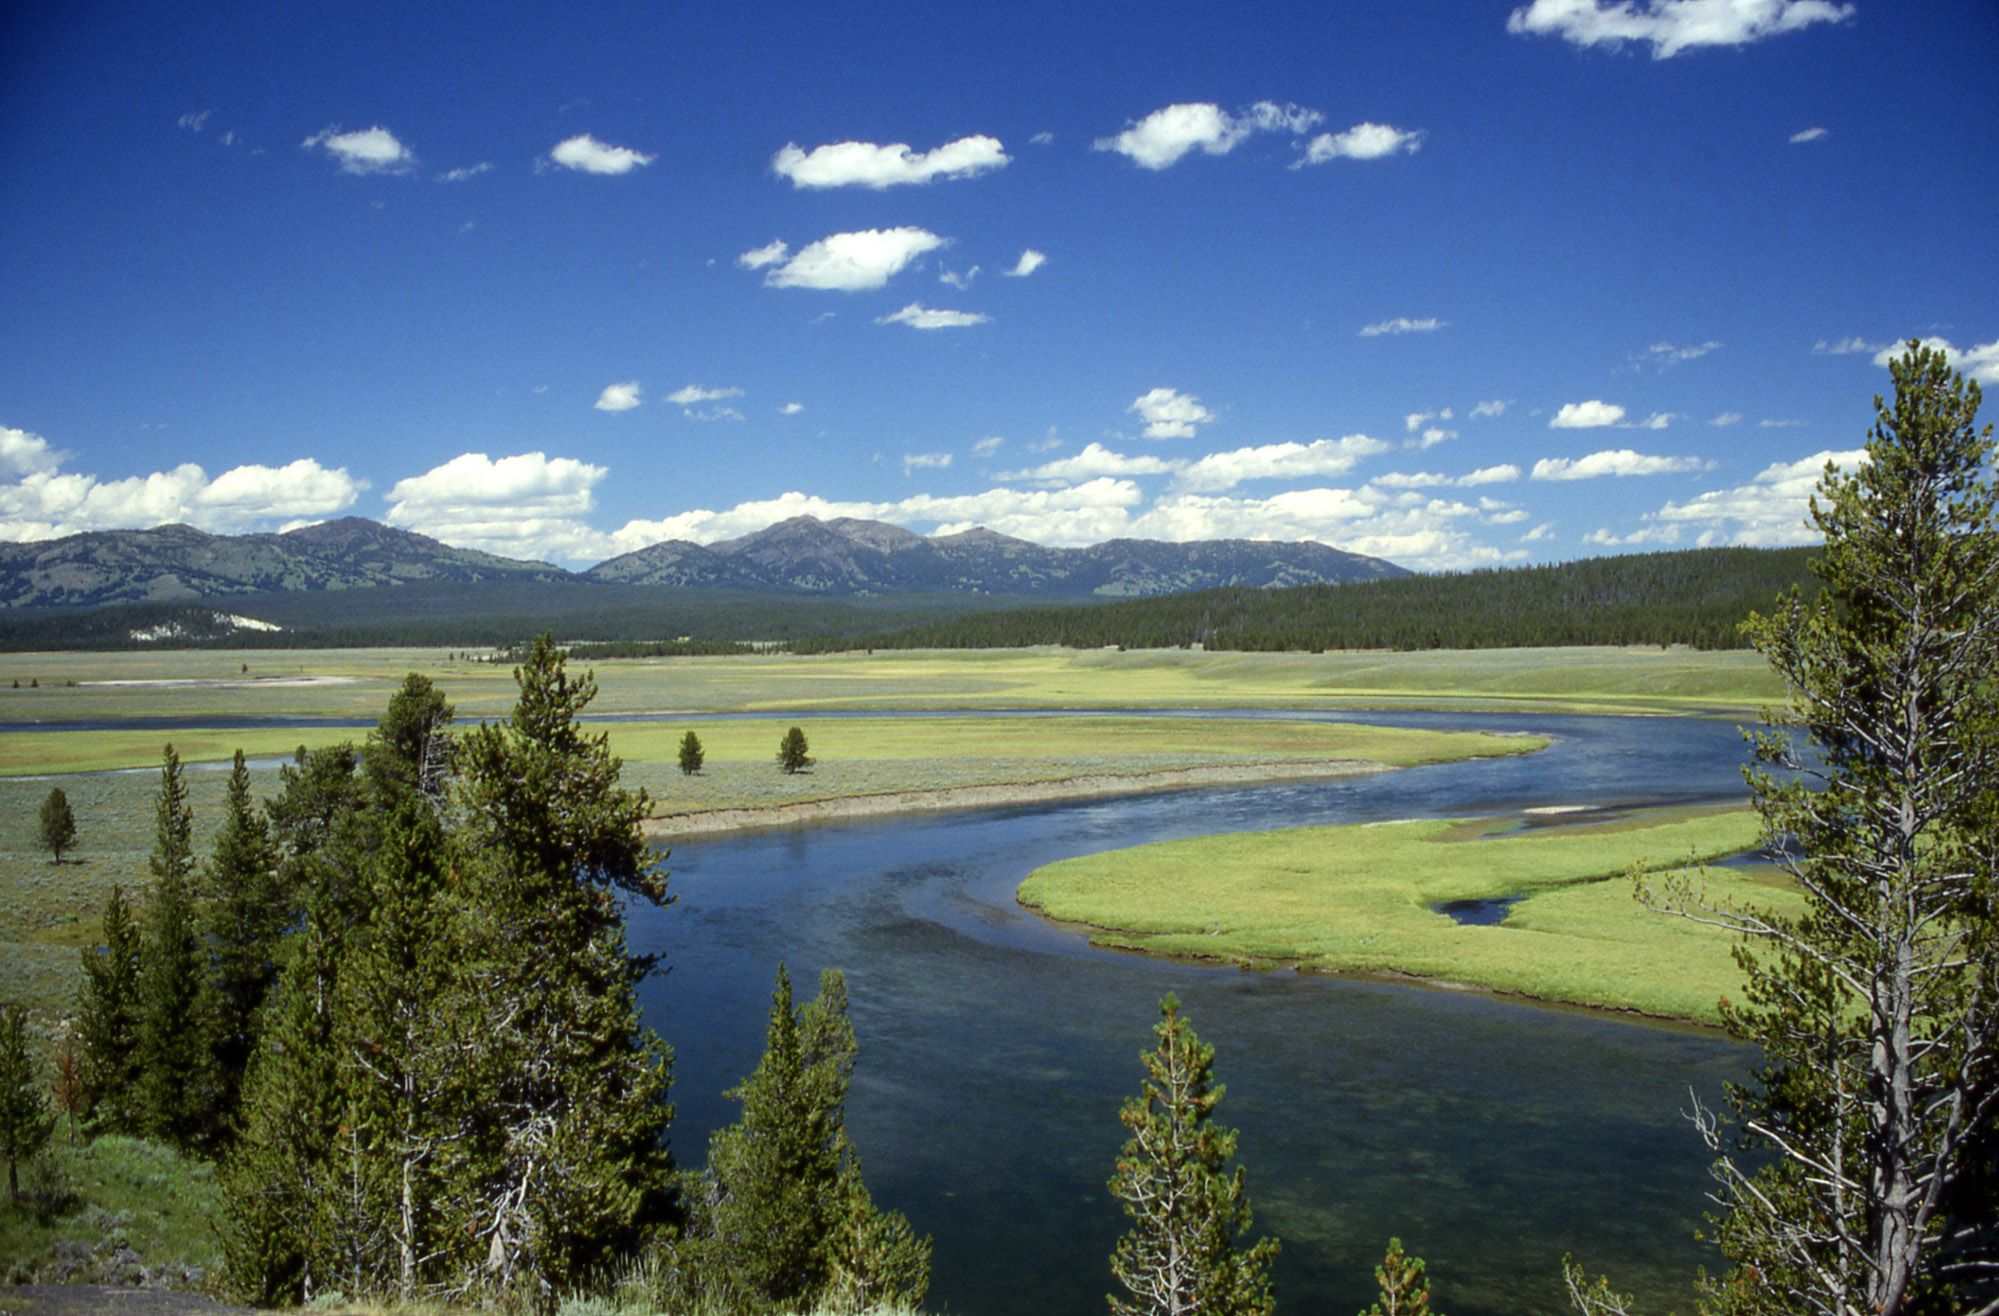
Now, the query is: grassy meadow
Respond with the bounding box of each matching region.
[1019,808,1793,1024]
[0,642,1783,722]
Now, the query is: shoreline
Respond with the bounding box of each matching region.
[642,757,1390,838]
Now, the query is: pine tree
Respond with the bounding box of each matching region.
[134,745,222,1153]
[1657,342,1999,1314]
[75,884,143,1135]
[448,635,676,1302]
[364,673,455,804]
[1108,993,1277,1316]
[37,787,76,864]
[205,749,283,1121]
[0,1004,56,1203]
[678,730,704,776]
[690,965,927,1312]
[777,725,812,774]
[1363,1238,1439,1316]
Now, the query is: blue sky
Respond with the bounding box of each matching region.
[2,0,1994,570]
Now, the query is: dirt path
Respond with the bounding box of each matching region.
[0,1287,251,1316]
[643,757,1388,838]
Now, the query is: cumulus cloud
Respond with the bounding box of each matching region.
[1173,436,1392,492]
[1129,388,1216,439]
[1,426,63,477]
[1005,249,1047,278]
[901,452,955,475]
[1711,411,1744,427]
[939,266,979,290]
[1409,427,1458,450]
[1522,522,1556,543]
[738,240,790,270]
[1360,316,1444,337]
[1004,443,1181,485]
[1404,408,1454,433]
[1094,101,1322,170]
[1297,122,1424,165]
[1125,487,1520,570]
[751,228,947,291]
[1871,337,1999,385]
[437,162,492,182]
[778,402,805,416]
[1532,449,1711,479]
[877,303,991,330]
[771,135,1009,188]
[1,437,362,541]
[594,381,643,412]
[1645,448,1869,545]
[385,451,607,561]
[1506,0,1855,59]
[1790,126,1828,143]
[1373,466,1520,489]
[1550,400,1627,428]
[178,110,212,132]
[1634,339,1721,368]
[302,125,416,175]
[666,384,743,406]
[547,134,655,175]
[1470,400,1510,418]
[970,436,1005,458]
[1461,464,1523,485]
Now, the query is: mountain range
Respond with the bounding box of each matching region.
[0,516,1406,610]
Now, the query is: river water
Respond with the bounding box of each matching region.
[631,710,1762,1315]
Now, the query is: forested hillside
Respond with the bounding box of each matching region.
[794,546,1820,653]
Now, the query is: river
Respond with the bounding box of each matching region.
[632,710,1762,1315]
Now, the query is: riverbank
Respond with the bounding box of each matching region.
[1018,807,1793,1025]
[644,757,1395,837]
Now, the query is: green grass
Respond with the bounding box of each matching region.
[0,643,1783,722]
[0,1135,223,1288]
[1019,808,1796,1024]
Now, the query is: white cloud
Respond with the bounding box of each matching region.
[755,228,947,291]
[1005,443,1181,485]
[771,135,1009,189]
[684,406,745,423]
[1360,316,1444,337]
[437,162,492,182]
[878,303,991,330]
[1634,412,1674,429]
[903,452,954,474]
[1532,449,1711,479]
[1409,427,1457,450]
[1634,339,1721,368]
[1871,337,1999,385]
[178,110,212,132]
[594,381,643,412]
[1371,472,1452,489]
[1125,487,1520,570]
[1404,407,1454,433]
[1173,435,1392,492]
[1506,0,1855,59]
[1759,418,1807,429]
[778,402,805,416]
[1030,131,1055,145]
[1710,411,1744,427]
[666,384,743,406]
[970,436,1005,458]
[738,240,790,270]
[1521,522,1556,542]
[1583,524,1686,547]
[1470,400,1510,418]
[1814,335,1887,355]
[1790,126,1828,143]
[1461,464,1522,485]
[1550,400,1627,428]
[1,426,63,477]
[1,440,362,541]
[939,266,979,290]
[1094,101,1323,170]
[1004,249,1047,278]
[547,134,655,175]
[302,125,416,175]
[1647,448,1869,545]
[1297,122,1424,166]
[385,451,607,561]
[1129,387,1216,439]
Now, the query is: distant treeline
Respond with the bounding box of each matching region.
[792,546,1821,653]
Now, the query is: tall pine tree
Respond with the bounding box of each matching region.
[0,1004,56,1203]
[134,745,221,1153]
[75,884,143,1135]
[205,749,283,1122]
[1108,994,1277,1316]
